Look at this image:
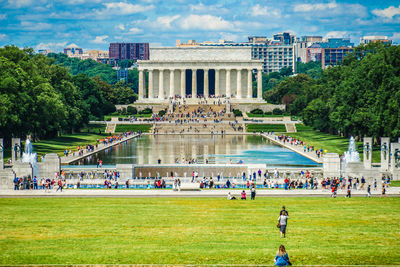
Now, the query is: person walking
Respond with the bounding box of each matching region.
[367,185,371,198]
[346,184,351,198]
[278,211,289,238]
[381,186,386,198]
[251,186,256,200]
[280,206,289,216]
[241,190,246,200]
[274,245,292,266]
[56,179,63,192]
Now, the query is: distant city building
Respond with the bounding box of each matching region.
[63,43,83,56]
[109,43,149,61]
[176,39,199,47]
[248,36,269,44]
[273,32,296,45]
[307,38,354,69]
[295,36,323,63]
[360,36,392,45]
[38,49,51,55]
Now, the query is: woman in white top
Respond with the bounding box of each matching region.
[278,211,289,238]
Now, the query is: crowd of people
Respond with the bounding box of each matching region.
[275,134,324,158]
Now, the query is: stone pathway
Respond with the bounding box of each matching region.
[261,133,323,164]
[0,187,398,198]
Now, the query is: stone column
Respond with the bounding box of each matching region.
[381,137,390,172]
[148,69,153,99]
[180,69,185,98]
[138,69,144,100]
[236,69,242,99]
[204,69,209,98]
[247,69,252,99]
[215,69,220,97]
[11,138,21,163]
[191,69,197,98]
[363,137,372,169]
[257,69,262,99]
[226,69,231,98]
[390,143,400,172]
[0,138,3,170]
[159,69,164,100]
[169,69,175,98]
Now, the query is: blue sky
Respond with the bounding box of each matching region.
[0,0,399,52]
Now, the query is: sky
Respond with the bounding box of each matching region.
[0,0,400,52]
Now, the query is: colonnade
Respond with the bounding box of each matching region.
[138,68,263,100]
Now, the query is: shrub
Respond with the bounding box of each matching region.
[233,109,243,117]
[272,108,284,115]
[265,111,273,115]
[250,108,263,114]
[139,108,153,114]
[158,109,166,116]
[127,106,137,115]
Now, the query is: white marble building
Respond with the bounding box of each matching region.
[137,47,264,103]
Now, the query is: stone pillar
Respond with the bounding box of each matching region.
[381,137,390,172]
[257,69,262,99]
[148,69,153,99]
[159,69,164,100]
[236,69,242,99]
[11,138,21,163]
[0,138,3,170]
[390,143,400,172]
[247,69,252,99]
[363,137,372,169]
[191,69,197,98]
[226,69,231,98]
[138,69,144,100]
[180,69,185,98]
[215,69,220,97]
[169,69,175,98]
[204,69,209,98]
[323,153,341,177]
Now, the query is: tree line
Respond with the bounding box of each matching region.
[264,43,400,140]
[0,46,137,143]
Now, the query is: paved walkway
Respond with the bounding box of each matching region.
[61,133,141,165]
[261,133,323,164]
[1,187,398,197]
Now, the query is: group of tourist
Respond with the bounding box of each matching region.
[13,175,66,192]
[274,134,324,158]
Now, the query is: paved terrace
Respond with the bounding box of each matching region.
[0,187,398,198]
[261,133,323,164]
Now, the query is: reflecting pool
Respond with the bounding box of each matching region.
[71,135,321,167]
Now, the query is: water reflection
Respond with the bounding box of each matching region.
[72,135,321,166]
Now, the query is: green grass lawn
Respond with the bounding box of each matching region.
[0,197,398,265]
[115,124,152,133]
[287,128,380,162]
[391,181,400,187]
[246,113,285,118]
[246,124,287,132]
[32,133,108,158]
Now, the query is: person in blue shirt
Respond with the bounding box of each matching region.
[274,245,291,266]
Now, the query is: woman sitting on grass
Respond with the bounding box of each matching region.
[274,245,291,266]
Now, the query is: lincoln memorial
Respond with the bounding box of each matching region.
[137,47,265,103]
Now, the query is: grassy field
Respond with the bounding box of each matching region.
[246,113,285,118]
[0,197,398,265]
[391,181,400,187]
[246,124,287,132]
[115,124,152,133]
[288,125,380,162]
[32,132,108,158]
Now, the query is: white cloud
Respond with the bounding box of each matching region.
[21,21,51,31]
[128,27,143,34]
[0,34,7,40]
[116,24,125,30]
[180,15,232,31]
[325,31,349,39]
[35,41,68,52]
[372,5,400,20]
[97,2,155,15]
[248,4,280,17]
[91,35,108,44]
[189,2,228,14]
[392,33,400,42]
[294,2,338,12]
[133,15,180,30]
[7,0,33,8]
